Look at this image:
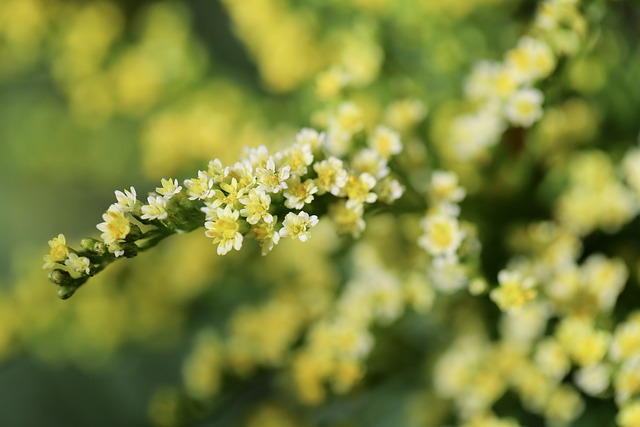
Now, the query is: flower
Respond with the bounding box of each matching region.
[185,170,216,200]
[490,270,537,312]
[384,98,427,132]
[256,158,290,193]
[207,158,229,183]
[368,126,402,159]
[97,206,131,245]
[279,211,319,242]
[240,188,273,225]
[296,128,325,151]
[284,178,318,210]
[156,178,182,199]
[141,195,168,220]
[351,148,389,180]
[314,157,349,196]
[315,67,350,99]
[114,186,138,213]
[42,234,69,269]
[618,400,640,427]
[335,102,364,134]
[429,171,466,204]
[505,36,556,84]
[418,214,465,259]
[214,178,248,210]
[505,87,544,127]
[330,201,366,238]
[252,218,281,255]
[204,206,243,255]
[277,142,314,177]
[242,146,270,169]
[376,177,404,204]
[64,253,91,276]
[344,173,377,209]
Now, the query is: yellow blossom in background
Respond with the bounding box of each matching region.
[490,270,537,312]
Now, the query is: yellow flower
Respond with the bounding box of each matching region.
[368,125,402,159]
[155,178,182,199]
[42,234,69,270]
[184,170,216,200]
[418,214,465,259]
[315,67,349,100]
[344,173,377,208]
[251,219,280,255]
[284,178,318,210]
[240,188,273,225]
[204,206,243,255]
[96,206,130,245]
[618,400,640,427]
[429,170,466,204]
[504,88,544,127]
[313,157,349,196]
[279,211,319,242]
[490,270,537,312]
[141,195,168,220]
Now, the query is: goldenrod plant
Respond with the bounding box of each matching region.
[1,0,640,426]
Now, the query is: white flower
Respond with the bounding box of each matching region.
[185,170,216,200]
[65,253,91,276]
[351,148,389,180]
[330,201,366,238]
[283,178,318,210]
[277,142,314,177]
[114,187,138,213]
[418,214,465,259]
[296,128,325,151]
[505,36,556,84]
[256,158,290,193]
[505,87,544,127]
[450,109,506,159]
[156,178,182,199]
[344,173,378,209]
[314,157,349,196]
[376,177,405,204]
[279,211,319,242]
[490,270,537,312]
[204,206,243,255]
[242,146,270,169]
[141,195,168,220]
[239,188,273,225]
[207,158,229,183]
[252,218,281,255]
[429,170,466,204]
[368,126,402,159]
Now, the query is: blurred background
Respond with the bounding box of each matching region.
[1,0,640,426]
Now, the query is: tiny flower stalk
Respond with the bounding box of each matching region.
[44,127,411,298]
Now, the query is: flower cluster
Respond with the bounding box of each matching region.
[447,0,585,160]
[43,123,405,298]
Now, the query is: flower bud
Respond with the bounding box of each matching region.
[57,285,77,300]
[48,269,72,286]
[121,242,139,258]
[80,238,100,252]
[125,224,143,242]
